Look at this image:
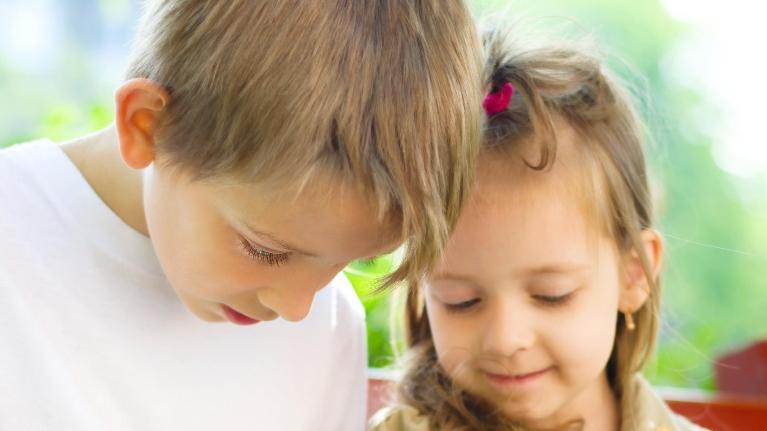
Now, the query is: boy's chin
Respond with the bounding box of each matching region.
[188,305,225,323]
[170,293,223,322]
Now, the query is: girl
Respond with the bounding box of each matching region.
[370,27,706,431]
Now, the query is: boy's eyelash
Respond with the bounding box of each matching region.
[240,239,289,266]
[445,298,481,313]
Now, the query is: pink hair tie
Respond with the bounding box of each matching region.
[482,82,514,116]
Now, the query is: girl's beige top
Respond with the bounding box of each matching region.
[369,376,708,431]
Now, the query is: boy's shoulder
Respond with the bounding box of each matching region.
[333,271,366,322]
[313,272,366,349]
[369,405,430,431]
[0,139,55,175]
[0,139,73,201]
[0,139,66,218]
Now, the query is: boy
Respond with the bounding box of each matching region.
[0,0,482,429]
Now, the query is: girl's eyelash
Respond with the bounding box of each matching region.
[240,239,289,266]
[445,298,481,313]
[442,293,573,314]
[534,292,573,307]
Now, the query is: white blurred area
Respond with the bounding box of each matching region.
[0,0,134,78]
[0,0,764,179]
[662,0,767,178]
[0,0,60,72]
[0,0,138,142]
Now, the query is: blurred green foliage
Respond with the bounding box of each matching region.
[0,100,113,149]
[2,0,765,391]
[344,257,402,368]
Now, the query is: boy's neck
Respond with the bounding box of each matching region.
[61,125,149,236]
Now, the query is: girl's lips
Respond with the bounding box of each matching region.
[221,305,260,325]
[484,366,553,388]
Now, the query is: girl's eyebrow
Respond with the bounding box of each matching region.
[522,263,591,277]
[430,264,591,284]
[429,272,478,284]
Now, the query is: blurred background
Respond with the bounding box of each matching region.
[1,0,765,391]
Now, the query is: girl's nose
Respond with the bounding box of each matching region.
[480,302,536,358]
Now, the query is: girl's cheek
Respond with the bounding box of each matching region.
[437,342,475,379]
[431,311,479,358]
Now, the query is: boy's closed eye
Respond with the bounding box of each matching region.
[239,237,291,266]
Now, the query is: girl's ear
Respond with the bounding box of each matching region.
[114,78,170,170]
[619,229,664,313]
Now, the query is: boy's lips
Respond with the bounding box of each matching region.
[220,305,261,325]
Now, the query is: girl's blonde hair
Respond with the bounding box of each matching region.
[397,26,661,430]
[125,0,484,284]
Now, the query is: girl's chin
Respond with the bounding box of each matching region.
[459,384,557,427]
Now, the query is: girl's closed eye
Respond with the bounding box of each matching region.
[532,290,576,307]
[444,298,482,313]
[426,281,482,314]
[239,238,290,266]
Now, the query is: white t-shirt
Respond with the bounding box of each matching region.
[0,140,367,431]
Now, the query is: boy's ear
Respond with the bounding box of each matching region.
[619,229,664,313]
[114,78,170,169]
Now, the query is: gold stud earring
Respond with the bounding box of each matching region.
[625,308,636,331]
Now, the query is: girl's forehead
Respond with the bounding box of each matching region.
[440,154,614,283]
[474,132,613,240]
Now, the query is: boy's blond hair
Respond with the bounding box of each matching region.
[125,0,483,284]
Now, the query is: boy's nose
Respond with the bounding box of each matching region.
[273,286,317,322]
[260,271,337,322]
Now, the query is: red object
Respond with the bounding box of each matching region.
[368,377,395,421]
[483,82,514,115]
[716,341,767,396]
[663,388,767,429]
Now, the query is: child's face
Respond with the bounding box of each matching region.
[424,151,627,427]
[143,165,400,324]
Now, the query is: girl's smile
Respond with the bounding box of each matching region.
[483,366,554,391]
